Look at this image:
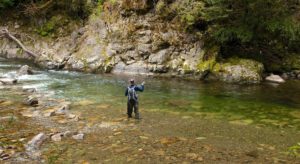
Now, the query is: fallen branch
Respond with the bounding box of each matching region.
[0,28,38,58]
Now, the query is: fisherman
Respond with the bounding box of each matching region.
[125,79,145,119]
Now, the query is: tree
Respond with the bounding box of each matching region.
[202,0,300,56]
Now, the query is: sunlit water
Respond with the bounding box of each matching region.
[1,57,300,129]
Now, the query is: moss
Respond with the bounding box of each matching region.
[197,46,219,72]
[36,15,70,37]
[197,57,217,72]
[16,48,23,56]
[227,57,264,74]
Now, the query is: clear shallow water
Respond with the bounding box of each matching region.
[1,58,300,129]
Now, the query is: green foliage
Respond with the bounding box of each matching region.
[36,15,69,37]
[155,0,299,58]
[0,0,15,9]
[201,0,300,55]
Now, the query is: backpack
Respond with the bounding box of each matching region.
[128,86,137,101]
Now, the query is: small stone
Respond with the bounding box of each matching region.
[265,74,285,83]
[186,153,198,160]
[14,24,20,29]
[55,104,70,115]
[139,136,149,140]
[19,138,26,142]
[72,134,84,140]
[25,133,47,151]
[22,88,36,93]
[44,111,55,117]
[246,150,259,158]
[196,137,206,140]
[67,114,76,119]
[0,149,3,155]
[160,137,179,145]
[51,133,63,142]
[0,153,10,160]
[23,96,38,106]
[0,78,17,85]
[113,132,122,136]
[63,131,72,137]
[281,73,289,79]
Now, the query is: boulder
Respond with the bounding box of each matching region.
[212,58,264,84]
[17,65,33,76]
[148,49,170,64]
[23,96,38,106]
[265,74,285,83]
[0,78,17,85]
[112,61,150,75]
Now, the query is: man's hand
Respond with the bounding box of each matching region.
[141,81,145,85]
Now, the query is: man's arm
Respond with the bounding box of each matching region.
[135,83,144,92]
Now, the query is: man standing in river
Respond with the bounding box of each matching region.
[125,79,145,119]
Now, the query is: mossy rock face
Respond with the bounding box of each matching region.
[212,58,264,84]
[197,47,218,72]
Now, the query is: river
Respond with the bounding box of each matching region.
[0,57,299,163]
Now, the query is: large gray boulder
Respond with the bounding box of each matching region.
[112,61,150,75]
[212,58,264,84]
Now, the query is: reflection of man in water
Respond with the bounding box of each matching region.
[125,79,145,119]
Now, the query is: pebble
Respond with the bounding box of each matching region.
[63,131,72,137]
[196,137,207,140]
[51,133,63,142]
[72,134,84,140]
[0,149,3,155]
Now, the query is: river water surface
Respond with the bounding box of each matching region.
[0,57,300,163]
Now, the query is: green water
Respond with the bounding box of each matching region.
[1,58,300,129]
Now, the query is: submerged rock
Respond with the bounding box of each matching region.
[22,88,37,93]
[23,96,39,106]
[72,133,84,140]
[0,116,18,121]
[55,104,70,115]
[25,133,47,151]
[25,133,47,159]
[265,74,285,83]
[51,133,63,142]
[0,78,17,85]
[17,65,33,76]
